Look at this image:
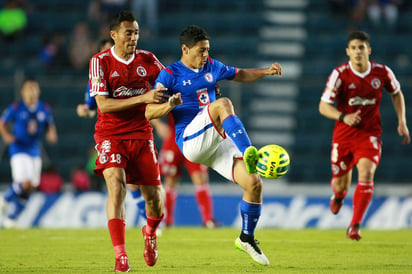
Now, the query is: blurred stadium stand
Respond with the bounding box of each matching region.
[0,0,411,185]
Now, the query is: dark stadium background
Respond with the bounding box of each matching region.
[0,0,411,188]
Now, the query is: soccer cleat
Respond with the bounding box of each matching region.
[0,197,6,217]
[243,146,259,174]
[3,218,17,229]
[346,223,362,241]
[235,237,270,266]
[329,194,344,215]
[142,225,158,266]
[204,219,221,229]
[114,255,130,272]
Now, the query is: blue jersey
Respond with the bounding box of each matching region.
[155,57,237,146]
[84,82,97,110]
[1,100,55,157]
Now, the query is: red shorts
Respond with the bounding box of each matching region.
[330,136,382,178]
[159,135,208,178]
[94,138,161,185]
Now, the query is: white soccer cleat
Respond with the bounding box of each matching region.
[3,218,17,229]
[0,197,6,217]
[235,237,270,266]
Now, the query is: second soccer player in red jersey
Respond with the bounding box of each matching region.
[319,31,410,241]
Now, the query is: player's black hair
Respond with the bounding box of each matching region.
[98,38,114,51]
[347,31,370,46]
[109,11,136,31]
[23,76,37,83]
[179,25,210,48]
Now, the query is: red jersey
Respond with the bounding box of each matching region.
[89,47,164,142]
[321,61,401,142]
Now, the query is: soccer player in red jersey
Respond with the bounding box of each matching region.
[88,11,178,271]
[319,31,410,241]
[152,114,218,228]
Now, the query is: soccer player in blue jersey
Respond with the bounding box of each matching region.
[146,25,282,265]
[0,77,58,228]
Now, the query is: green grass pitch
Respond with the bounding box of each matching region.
[0,227,411,273]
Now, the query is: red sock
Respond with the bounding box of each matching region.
[165,186,177,226]
[146,213,164,235]
[108,218,126,258]
[195,184,213,223]
[351,181,374,226]
[331,179,347,199]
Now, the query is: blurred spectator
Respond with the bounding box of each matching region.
[38,166,63,194]
[367,0,401,29]
[68,21,96,70]
[71,166,91,193]
[38,32,68,68]
[0,0,27,42]
[131,0,159,37]
[88,0,128,25]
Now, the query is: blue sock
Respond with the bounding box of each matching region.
[4,184,23,202]
[130,189,147,220]
[240,200,261,237]
[8,197,27,220]
[222,115,251,154]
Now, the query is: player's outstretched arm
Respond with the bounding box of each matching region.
[145,93,182,120]
[95,87,169,113]
[234,62,282,82]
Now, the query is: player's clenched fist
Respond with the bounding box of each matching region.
[267,62,282,76]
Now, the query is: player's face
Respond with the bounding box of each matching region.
[21,81,40,106]
[186,40,210,69]
[346,39,371,68]
[111,20,139,57]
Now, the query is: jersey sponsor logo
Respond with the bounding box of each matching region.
[136,65,147,77]
[36,111,46,121]
[204,73,213,83]
[197,88,210,107]
[113,86,146,97]
[348,96,376,106]
[111,71,119,77]
[348,83,356,89]
[371,78,381,89]
[182,80,192,86]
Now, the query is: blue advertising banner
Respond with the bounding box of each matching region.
[2,191,412,229]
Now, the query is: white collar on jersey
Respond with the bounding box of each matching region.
[111,46,135,65]
[349,61,371,78]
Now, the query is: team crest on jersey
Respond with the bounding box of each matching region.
[197,88,210,107]
[37,111,46,121]
[371,78,381,89]
[204,73,213,83]
[99,152,108,164]
[136,65,147,77]
[99,140,111,164]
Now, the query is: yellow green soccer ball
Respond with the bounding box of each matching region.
[256,144,290,179]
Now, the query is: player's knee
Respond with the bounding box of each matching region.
[245,174,263,195]
[217,97,233,110]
